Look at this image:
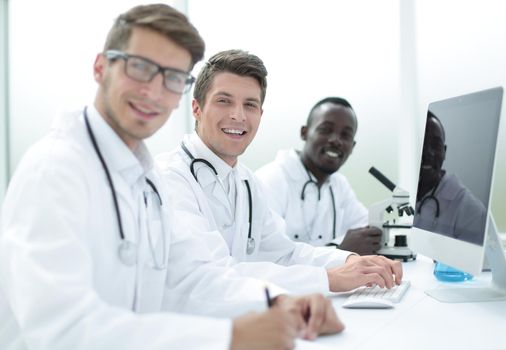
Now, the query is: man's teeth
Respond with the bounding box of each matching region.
[325,150,340,158]
[134,104,156,114]
[223,128,245,135]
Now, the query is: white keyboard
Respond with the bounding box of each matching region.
[342,280,411,309]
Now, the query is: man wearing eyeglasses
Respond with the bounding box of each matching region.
[0,4,343,350]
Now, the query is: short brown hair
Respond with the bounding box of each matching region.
[103,3,205,68]
[193,49,268,106]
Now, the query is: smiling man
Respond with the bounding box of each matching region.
[157,51,402,300]
[256,97,382,255]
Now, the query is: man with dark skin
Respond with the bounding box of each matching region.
[257,97,382,255]
[414,112,487,245]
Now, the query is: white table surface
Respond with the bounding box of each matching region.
[298,255,506,350]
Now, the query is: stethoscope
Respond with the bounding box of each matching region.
[83,107,167,269]
[417,178,441,218]
[300,167,337,240]
[180,142,255,254]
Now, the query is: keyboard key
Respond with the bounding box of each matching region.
[343,280,411,308]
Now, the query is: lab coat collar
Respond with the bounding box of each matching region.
[434,173,462,201]
[85,105,153,186]
[278,149,319,184]
[184,132,235,187]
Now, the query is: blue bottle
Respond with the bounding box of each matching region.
[433,261,473,282]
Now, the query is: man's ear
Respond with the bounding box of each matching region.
[443,144,447,161]
[351,140,356,154]
[93,53,106,84]
[300,126,308,141]
[192,99,203,131]
[192,99,202,118]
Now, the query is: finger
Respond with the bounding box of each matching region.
[361,272,385,288]
[283,337,296,350]
[372,262,396,288]
[321,300,345,335]
[375,256,403,285]
[277,306,304,340]
[278,323,297,350]
[389,260,403,284]
[284,300,306,335]
[361,262,395,288]
[304,296,326,340]
[366,229,383,237]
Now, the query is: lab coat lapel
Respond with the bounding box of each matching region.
[211,179,232,216]
[110,172,138,242]
[230,173,249,258]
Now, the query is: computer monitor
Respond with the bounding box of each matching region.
[410,87,506,302]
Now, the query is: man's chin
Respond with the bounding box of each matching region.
[317,164,340,176]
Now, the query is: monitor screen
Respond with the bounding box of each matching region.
[410,87,503,276]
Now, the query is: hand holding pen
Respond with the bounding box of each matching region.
[265,287,345,340]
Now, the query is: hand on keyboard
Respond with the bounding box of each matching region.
[342,280,411,309]
[327,255,403,292]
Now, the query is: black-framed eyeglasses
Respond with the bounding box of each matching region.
[105,50,195,94]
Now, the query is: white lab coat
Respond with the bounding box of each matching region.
[0,107,276,350]
[156,133,353,295]
[256,149,368,246]
[413,173,487,245]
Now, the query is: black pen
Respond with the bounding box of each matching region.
[264,286,273,308]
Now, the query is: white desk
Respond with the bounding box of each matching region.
[313,255,506,350]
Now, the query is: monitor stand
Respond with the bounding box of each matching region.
[426,215,506,303]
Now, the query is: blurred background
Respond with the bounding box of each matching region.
[1,0,504,231]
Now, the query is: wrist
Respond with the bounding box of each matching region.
[345,254,359,263]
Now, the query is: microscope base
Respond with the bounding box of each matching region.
[377,246,417,262]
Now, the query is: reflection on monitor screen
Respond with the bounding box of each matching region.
[414,109,490,246]
[410,87,506,302]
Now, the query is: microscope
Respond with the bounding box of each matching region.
[368,167,417,262]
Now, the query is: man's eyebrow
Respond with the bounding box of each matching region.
[214,91,233,97]
[213,91,261,104]
[245,97,261,104]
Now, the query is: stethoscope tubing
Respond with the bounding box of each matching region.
[417,178,441,218]
[84,107,126,241]
[180,142,254,252]
[84,107,166,268]
[300,167,337,240]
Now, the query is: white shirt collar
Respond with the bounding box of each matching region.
[86,105,153,186]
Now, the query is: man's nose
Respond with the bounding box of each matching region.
[328,133,343,145]
[139,72,166,100]
[230,104,246,121]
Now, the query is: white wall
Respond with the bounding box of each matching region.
[0,0,7,203]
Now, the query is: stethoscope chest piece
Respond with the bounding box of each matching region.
[246,237,255,255]
[118,240,137,266]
